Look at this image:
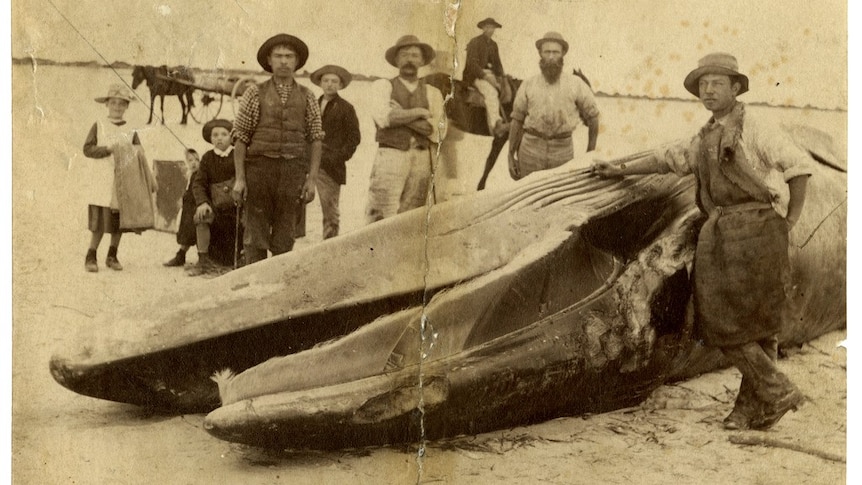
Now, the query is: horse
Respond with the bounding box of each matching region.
[131,65,196,125]
[427,69,592,191]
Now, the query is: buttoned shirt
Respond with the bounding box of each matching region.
[232,79,324,145]
[511,72,600,137]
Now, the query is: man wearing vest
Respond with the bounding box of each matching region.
[366,35,446,223]
[232,34,324,264]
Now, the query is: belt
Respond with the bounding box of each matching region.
[710,201,773,216]
[524,127,572,140]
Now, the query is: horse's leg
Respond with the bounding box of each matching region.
[178,94,186,124]
[148,93,156,124]
[477,135,509,191]
[159,95,166,125]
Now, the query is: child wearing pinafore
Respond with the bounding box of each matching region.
[82,84,157,272]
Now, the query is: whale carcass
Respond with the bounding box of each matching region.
[51,125,845,447]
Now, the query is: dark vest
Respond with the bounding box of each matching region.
[248,79,309,161]
[376,77,431,151]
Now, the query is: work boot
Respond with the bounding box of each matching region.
[85,249,98,273]
[750,389,806,430]
[105,246,123,271]
[722,409,751,430]
[187,253,217,277]
[163,249,186,267]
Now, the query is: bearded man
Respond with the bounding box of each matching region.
[508,32,600,179]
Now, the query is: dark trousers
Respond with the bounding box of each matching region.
[721,335,797,416]
[243,157,306,261]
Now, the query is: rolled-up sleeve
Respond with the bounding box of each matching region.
[510,81,528,122]
[573,79,600,122]
[748,116,815,181]
[427,85,446,142]
[370,79,394,129]
[232,85,260,145]
[304,91,325,143]
[654,136,698,176]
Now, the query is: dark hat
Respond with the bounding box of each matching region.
[385,35,436,67]
[477,18,502,29]
[95,84,135,103]
[257,33,309,72]
[310,65,353,88]
[535,31,569,55]
[683,52,749,97]
[202,119,233,144]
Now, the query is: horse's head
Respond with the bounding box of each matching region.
[131,66,146,89]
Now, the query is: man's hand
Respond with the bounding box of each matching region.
[508,151,521,180]
[592,160,623,179]
[194,203,213,224]
[302,177,316,204]
[150,180,159,194]
[232,179,247,203]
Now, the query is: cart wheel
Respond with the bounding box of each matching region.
[189,91,224,124]
[231,76,259,117]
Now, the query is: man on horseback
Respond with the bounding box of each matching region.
[508,32,600,180]
[464,17,509,138]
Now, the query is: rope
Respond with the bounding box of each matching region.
[46,0,191,151]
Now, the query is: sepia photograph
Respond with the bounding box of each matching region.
[11,0,848,483]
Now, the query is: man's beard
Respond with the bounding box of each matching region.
[539,58,564,83]
[399,63,418,79]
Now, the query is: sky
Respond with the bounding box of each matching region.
[11,0,848,109]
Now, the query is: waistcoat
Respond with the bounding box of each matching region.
[376,77,431,151]
[248,79,309,161]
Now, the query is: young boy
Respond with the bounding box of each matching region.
[188,119,242,276]
[163,148,200,267]
[82,84,156,272]
[310,65,361,239]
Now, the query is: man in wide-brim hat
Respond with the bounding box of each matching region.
[309,64,361,239]
[464,17,508,137]
[508,31,600,180]
[365,35,445,224]
[593,52,813,432]
[231,33,324,264]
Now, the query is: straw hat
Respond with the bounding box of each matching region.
[257,33,309,72]
[384,35,436,67]
[94,84,135,103]
[202,119,233,144]
[535,32,569,54]
[310,65,353,88]
[683,52,749,97]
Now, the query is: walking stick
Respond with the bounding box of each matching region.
[234,202,241,270]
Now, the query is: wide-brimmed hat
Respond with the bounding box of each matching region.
[535,32,569,55]
[257,33,309,72]
[477,18,502,29]
[385,35,436,67]
[683,52,749,97]
[310,65,353,88]
[95,84,135,103]
[202,119,233,144]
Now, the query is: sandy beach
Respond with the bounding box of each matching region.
[11,60,847,483]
